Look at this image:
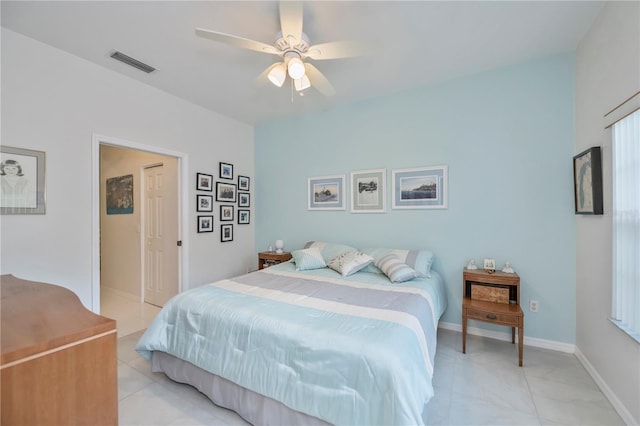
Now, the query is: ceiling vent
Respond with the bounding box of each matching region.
[109,50,156,74]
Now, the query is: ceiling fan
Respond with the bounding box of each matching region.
[195,1,365,97]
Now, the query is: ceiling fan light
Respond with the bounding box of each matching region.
[294,75,311,92]
[287,57,306,79]
[267,63,286,87]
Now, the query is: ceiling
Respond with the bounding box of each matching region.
[1,1,604,125]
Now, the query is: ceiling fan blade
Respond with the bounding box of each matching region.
[305,63,335,97]
[279,1,303,48]
[195,28,280,56]
[304,40,370,60]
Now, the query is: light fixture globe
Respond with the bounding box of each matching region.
[294,75,311,92]
[267,63,286,87]
[287,57,305,79]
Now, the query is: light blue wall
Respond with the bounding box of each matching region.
[255,53,576,343]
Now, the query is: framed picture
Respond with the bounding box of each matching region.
[238,191,250,207]
[238,175,250,191]
[197,215,214,233]
[220,204,234,221]
[573,147,603,215]
[221,223,233,242]
[308,174,346,210]
[196,173,213,191]
[392,165,448,209]
[0,146,46,215]
[351,168,386,213]
[216,182,237,202]
[219,162,233,180]
[106,174,134,215]
[483,258,496,271]
[196,194,213,212]
[238,209,250,224]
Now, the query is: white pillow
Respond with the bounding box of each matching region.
[291,247,326,271]
[375,253,420,283]
[327,251,374,276]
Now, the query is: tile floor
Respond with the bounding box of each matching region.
[106,294,625,425]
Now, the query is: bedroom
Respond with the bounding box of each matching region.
[1,1,638,425]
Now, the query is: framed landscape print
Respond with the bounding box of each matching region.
[238,175,250,191]
[196,173,213,191]
[573,146,603,215]
[197,215,213,233]
[221,224,233,242]
[106,174,134,215]
[308,174,346,210]
[351,168,386,213]
[219,162,233,180]
[392,166,448,209]
[216,182,237,202]
[220,204,234,221]
[238,209,250,224]
[196,194,213,212]
[0,146,46,215]
[238,192,250,207]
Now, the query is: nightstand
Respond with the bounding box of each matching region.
[258,251,292,270]
[462,268,524,366]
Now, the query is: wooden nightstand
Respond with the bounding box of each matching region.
[258,251,292,270]
[462,268,524,366]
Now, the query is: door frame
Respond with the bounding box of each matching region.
[91,133,189,313]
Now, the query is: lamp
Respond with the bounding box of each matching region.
[287,57,305,79]
[275,240,284,254]
[294,75,311,92]
[267,63,286,87]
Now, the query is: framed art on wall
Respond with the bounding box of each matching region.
[238,192,250,207]
[106,174,134,215]
[196,173,213,191]
[0,146,46,215]
[219,162,233,180]
[392,165,448,209]
[238,209,250,224]
[308,174,346,210]
[221,224,233,242]
[197,215,214,233]
[216,182,237,202]
[238,175,250,191]
[573,146,603,215]
[220,204,234,221]
[197,194,213,212]
[351,168,386,213]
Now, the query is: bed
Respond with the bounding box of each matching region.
[136,242,447,425]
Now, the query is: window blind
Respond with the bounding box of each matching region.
[611,108,640,343]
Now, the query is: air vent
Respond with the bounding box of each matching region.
[109,50,156,74]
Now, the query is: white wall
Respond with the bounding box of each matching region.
[575,2,640,424]
[1,29,255,310]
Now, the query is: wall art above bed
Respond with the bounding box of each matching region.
[308,174,345,211]
[351,168,386,213]
[392,165,448,209]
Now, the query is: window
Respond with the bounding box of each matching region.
[611,108,640,343]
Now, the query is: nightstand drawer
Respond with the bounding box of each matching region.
[466,308,520,326]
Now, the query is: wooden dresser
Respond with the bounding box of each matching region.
[1,274,118,425]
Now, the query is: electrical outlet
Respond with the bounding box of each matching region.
[529,300,539,312]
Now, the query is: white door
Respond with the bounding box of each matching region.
[143,163,179,307]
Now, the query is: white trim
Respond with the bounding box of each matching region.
[438,321,575,353]
[91,133,189,313]
[604,91,640,128]
[574,347,637,426]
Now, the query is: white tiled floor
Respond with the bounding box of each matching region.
[109,294,624,426]
[101,286,162,337]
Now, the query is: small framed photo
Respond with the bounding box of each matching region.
[392,165,448,209]
[220,204,234,221]
[216,182,237,202]
[238,209,250,225]
[308,174,346,210]
[573,146,603,215]
[219,162,233,180]
[238,192,250,207]
[0,146,46,215]
[197,215,214,233]
[197,194,213,212]
[351,168,386,213]
[483,258,496,271]
[238,175,250,191]
[196,173,213,191]
[221,224,233,242]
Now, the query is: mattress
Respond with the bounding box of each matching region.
[136,261,447,425]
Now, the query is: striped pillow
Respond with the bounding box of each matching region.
[375,253,420,283]
[291,247,326,271]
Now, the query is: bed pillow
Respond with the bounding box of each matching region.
[361,247,434,278]
[375,254,421,283]
[303,241,359,263]
[327,251,374,277]
[291,247,327,271]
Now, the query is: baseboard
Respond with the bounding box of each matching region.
[438,321,575,353]
[101,285,141,303]
[574,347,637,426]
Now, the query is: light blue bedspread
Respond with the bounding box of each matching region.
[136,262,447,425]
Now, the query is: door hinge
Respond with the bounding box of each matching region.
[177,240,182,246]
